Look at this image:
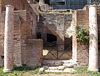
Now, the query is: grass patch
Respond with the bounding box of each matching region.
[0,65,40,76]
[0,66,100,76]
[74,67,100,76]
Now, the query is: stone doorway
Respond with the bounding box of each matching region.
[43,34,72,60]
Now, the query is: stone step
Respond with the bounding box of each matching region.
[43,60,64,66]
[41,65,65,70]
[45,69,63,72]
[63,68,76,72]
[63,63,77,68]
[44,68,76,73]
[42,60,76,67]
[62,60,73,64]
[39,63,76,73]
[48,66,65,70]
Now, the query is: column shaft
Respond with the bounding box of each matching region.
[3,5,14,72]
[88,5,98,72]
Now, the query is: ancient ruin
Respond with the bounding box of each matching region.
[0,0,99,72]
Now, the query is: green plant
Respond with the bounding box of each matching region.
[74,67,100,76]
[76,25,89,44]
[0,66,40,76]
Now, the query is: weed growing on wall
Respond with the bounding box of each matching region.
[76,25,89,44]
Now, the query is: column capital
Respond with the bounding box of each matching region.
[5,5,14,8]
[89,5,97,8]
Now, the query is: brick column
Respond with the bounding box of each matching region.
[3,5,14,72]
[39,0,45,4]
[88,5,98,72]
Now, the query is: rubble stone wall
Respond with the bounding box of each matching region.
[37,14,72,47]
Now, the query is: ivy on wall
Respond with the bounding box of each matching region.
[76,26,89,44]
[76,25,100,49]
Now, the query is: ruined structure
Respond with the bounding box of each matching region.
[0,0,99,72]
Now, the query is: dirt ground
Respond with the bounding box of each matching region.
[33,74,89,76]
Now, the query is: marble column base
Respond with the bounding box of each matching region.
[3,68,13,72]
[88,68,99,72]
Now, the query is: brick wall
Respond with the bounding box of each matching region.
[0,0,37,39]
[0,0,33,13]
[26,39,43,67]
[0,9,37,66]
[0,11,5,66]
[97,6,100,68]
[72,6,89,67]
[72,5,100,67]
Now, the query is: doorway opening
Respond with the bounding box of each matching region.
[43,33,72,60]
[37,32,41,39]
[47,33,57,42]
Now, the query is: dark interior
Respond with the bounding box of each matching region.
[37,32,41,39]
[47,33,57,42]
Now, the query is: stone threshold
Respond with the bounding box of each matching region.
[39,59,77,73]
[39,66,76,73]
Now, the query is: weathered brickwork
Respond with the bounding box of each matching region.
[0,11,5,66]
[0,0,34,14]
[0,9,37,66]
[0,11,26,66]
[77,6,89,27]
[26,39,43,67]
[75,5,100,32]
[0,0,38,67]
[97,6,100,68]
[14,10,31,66]
[72,5,100,67]
[77,43,89,67]
[72,6,89,67]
